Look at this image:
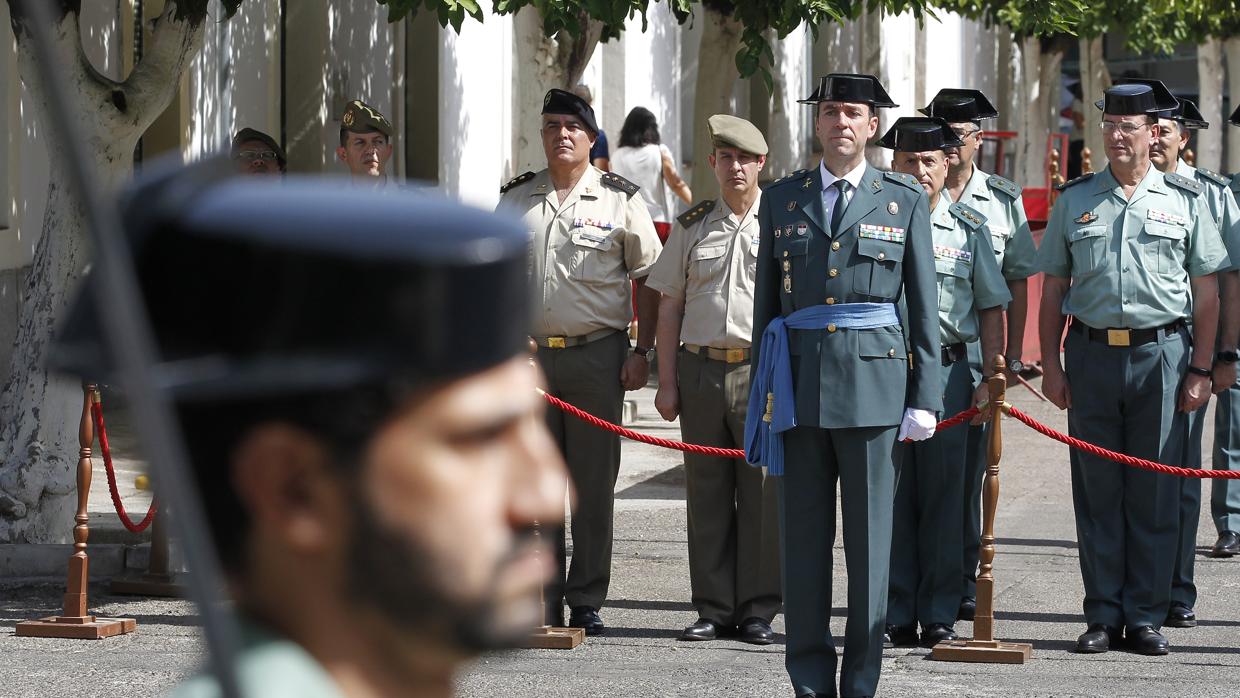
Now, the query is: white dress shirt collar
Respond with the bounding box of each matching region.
[819,158,868,193]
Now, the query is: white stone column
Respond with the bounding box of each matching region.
[1227,37,1240,175]
[1195,39,1224,173]
[767,26,812,177]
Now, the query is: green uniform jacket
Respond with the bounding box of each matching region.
[751,164,942,428]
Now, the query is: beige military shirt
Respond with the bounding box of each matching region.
[646,193,761,348]
[498,167,662,338]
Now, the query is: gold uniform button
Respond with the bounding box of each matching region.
[825,297,835,305]
[827,323,837,333]
[877,252,886,260]
[783,251,789,258]
[829,268,839,277]
[831,241,841,251]
[887,348,896,357]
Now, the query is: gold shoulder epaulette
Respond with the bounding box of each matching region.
[600,171,640,198]
[986,174,1022,199]
[1165,171,1203,196]
[883,170,921,191]
[500,171,535,194]
[1055,172,1094,191]
[1195,168,1230,188]
[948,202,988,230]
[677,199,716,228]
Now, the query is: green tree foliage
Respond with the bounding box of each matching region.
[934,0,1085,38]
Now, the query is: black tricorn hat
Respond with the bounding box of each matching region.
[1113,78,1207,128]
[1168,98,1209,130]
[1095,81,1178,115]
[1231,104,1240,127]
[918,88,999,122]
[542,88,599,135]
[799,73,898,108]
[50,159,531,403]
[877,117,965,152]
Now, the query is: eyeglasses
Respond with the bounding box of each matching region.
[236,149,279,162]
[1098,121,1149,134]
[951,128,981,140]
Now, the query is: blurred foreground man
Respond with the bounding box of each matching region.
[748,74,941,698]
[336,99,395,186]
[648,115,781,644]
[499,88,662,635]
[50,164,566,698]
[1036,82,1229,656]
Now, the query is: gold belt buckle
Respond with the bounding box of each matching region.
[725,348,746,364]
[1107,329,1131,347]
[547,337,567,349]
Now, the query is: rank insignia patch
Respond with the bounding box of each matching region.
[1074,212,1098,225]
[796,224,807,236]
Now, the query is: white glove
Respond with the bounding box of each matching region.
[897,408,938,442]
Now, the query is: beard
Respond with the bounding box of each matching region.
[344,493,541,653]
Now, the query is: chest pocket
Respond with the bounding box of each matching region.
[688,243,728,294]
[1067,225,1108,277]
[852,237,905,299]
[1140,222,1188,277]
[935,257,972,314]
[569,229,618,282]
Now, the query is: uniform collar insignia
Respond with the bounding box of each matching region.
[1074,212,1098,224]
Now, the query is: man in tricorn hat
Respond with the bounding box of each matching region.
[919,90,1037,622]
[648,114,781,645]
[1125,78,1240,630]
[51,164,566,697]
[748,73,941,698]
[337,98,396,186]
[499,88,662,635]
[1037,81,1229,655]
[878,116,1010,650]
[231,127,286,176]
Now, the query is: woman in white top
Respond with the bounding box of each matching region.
[610,107,692,243]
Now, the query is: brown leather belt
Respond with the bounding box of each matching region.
[1070,320,1185,347]
[683,344,751,364]
[533,328,621,349]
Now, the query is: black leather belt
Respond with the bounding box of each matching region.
[1070,320,1185,347]
[941,343,967,366]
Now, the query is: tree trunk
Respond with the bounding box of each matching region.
[1227,37,1240,175]
[688,6,742,195]
[0,3,204,543]
[1195,38,1224,173]
[1078,36,1110,173]
[765,26,810,179]
[1016,37,1063,190]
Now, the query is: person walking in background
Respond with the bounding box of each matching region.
[573,84,611,171]
[612,107,693,243]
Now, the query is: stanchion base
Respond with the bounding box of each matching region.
[930,639,1032,664]
[111,574,185,597]
[16,616,136,640]
[524,626,585,649]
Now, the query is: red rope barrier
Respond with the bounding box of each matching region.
[541,392,978,460]
[1004,405,1240,480]
[91,400,157,532]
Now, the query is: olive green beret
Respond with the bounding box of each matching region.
[708,114,768,156]
[341,99,393,137]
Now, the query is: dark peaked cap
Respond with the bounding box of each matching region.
[1231,103,1240,126]
[1115,78,1209,129]
[1095,82,1178,115]
[799,73,898,108]
[919,89,999,122]
[877,117,965,152]
[542,88,599,135]
[50,160,531,403]
[231,128,287,165]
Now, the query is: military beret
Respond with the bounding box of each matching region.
[341,99,393,137]
[877,117,964,152]
[1095,82,1177,116]
[799,73,898,108]
[50,160,530,403]
[231,128,287,167]
[918,89,999,122]
[707,114,768,156]
[542,88,599,135]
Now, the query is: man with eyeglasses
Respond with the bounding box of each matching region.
[1036,82,1230,656]
[337,99,396,187]
[231,128,286,176]
[919,89,1037,623]
[497,88,662,637]
[1124,78,1240,632]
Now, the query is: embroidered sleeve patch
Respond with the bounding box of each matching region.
[934,245,972,263]
[858,224,906,243]
[1146,209,1188,227]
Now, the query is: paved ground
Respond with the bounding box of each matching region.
[3,377,1239,697]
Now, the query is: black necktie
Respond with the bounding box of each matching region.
[830,180,850,235]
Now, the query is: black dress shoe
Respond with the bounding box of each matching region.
[569,606,605,636]
[919,623,958,648]
[1165,602,1197,628]
[1126,625,1169,656]
[680,618,722,641]
[1074,624,1122,653]
[1211,530,1240,557]
[737,617,775,645]
[957,597,976,622]
[883,623,919,648]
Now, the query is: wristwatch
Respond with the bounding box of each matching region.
[1216,349,1240,365]
[1007,358,1024,374]
[634,346,653,362]
[1187,365,1212,378]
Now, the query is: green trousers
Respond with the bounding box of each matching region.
[889,356,976,628]
[1063,328,1186,630]
[963,341,986,602]
[677,350,782,625]
[538,330,629,613]
[1171,404,1206,608]
[780,425,900,698]
[1212,380,1240,534]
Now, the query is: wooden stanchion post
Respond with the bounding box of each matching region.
[111,508,185,597]
[17,383,136,639]
[931,356,1032,663]
[524,521,584,649]
[1081,147,1095,175]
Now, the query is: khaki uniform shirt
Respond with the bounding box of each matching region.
[930,197,1012,345]
[951,166,1037,281]
[1177,159,1240,272]
[1036,164,1230,329]
[169,620,344,698]
[646,194,761,348]
[499,167,661,338]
